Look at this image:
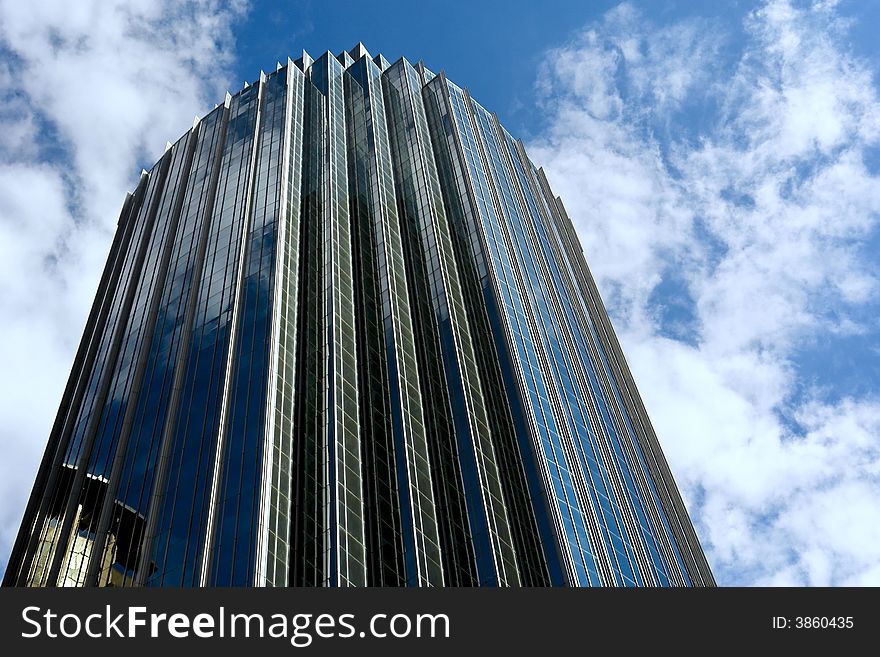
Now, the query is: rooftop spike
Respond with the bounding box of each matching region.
[416,60,433,84]
[294,49,313,71]
[337,50,355,68]
[349,42,371,61]
[373,53,390,70]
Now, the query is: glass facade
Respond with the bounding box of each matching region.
[4,44,714,588]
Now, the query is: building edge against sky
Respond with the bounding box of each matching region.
[3,44,714,587]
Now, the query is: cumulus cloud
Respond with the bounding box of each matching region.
[530,0,880,585]
[0,0,246,575]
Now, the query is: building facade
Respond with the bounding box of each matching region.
[4,44,714,588]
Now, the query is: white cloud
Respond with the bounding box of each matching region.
[530,0,880,585]
[0,0,246,576]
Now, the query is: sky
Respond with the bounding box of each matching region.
[1,0,879,586]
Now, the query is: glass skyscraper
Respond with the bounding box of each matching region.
[4,45,714,588]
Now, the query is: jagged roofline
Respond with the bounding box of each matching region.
[204,45,430,116]
[212,44,436,105]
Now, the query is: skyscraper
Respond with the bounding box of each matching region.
[4,44,714,588]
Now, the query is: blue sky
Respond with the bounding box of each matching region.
[1,0,879,586]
